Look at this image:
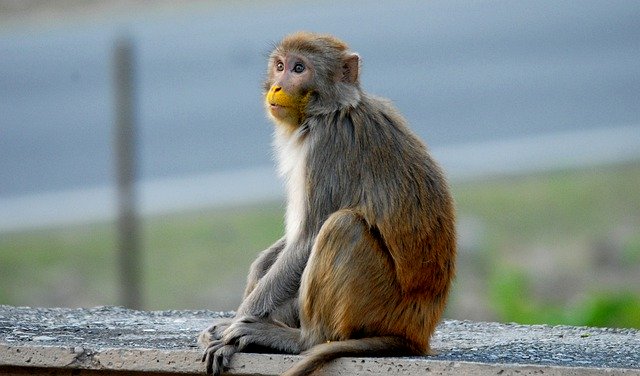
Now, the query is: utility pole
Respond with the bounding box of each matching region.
[113,35,142,309]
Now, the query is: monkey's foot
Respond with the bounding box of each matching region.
[198,320,232,348]
[222,316,269,350]
[222,316,302,354]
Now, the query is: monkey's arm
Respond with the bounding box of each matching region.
[243,237,286,298]
[199,237,287,347]
[202,240,305,375]
[235,239,311,318]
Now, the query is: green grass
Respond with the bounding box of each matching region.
[453,162,640,328]
[0,222,118,307]
[1,162,639,327]
[0,203,284,310]
[142,204,284,309]
[453,163,640,245]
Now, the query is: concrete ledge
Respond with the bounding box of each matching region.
[0,305,638,375]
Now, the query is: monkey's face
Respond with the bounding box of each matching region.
[265,52,314,129]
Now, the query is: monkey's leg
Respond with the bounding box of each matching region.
[301,209,429,347]
[282,210,421,376]
[299,209,401,345]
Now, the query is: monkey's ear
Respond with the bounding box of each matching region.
[340,53,360,84]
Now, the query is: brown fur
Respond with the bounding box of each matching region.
[199,31,456,376]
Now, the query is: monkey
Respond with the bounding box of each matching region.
[199,31,456,376]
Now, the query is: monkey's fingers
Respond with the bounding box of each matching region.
[201,340,225,374]
[215,344,238,371]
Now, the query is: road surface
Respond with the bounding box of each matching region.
[1,0,639,229]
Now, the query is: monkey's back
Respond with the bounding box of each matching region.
[304,93,456,297]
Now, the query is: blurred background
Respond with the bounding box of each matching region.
[1,0,639,328]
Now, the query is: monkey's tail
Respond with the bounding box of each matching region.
[282,336,421,376]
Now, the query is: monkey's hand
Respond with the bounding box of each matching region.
[200,317,263,376]
[199,320,236,375]
[200,317,270,375]
[201,341,237,376]
[199,317,265,375]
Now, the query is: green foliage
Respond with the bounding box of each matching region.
[489,267,565,325]
[489,266,640,328]
[577,293,640,328]
[456,162,640,329]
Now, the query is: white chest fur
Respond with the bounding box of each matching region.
[274,129,308,243]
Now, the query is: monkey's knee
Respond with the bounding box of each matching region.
[315,210,371,253]
[312,209,393,273]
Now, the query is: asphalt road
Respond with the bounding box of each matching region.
[1,0,639,228]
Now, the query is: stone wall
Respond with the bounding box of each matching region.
[1,306,638,375]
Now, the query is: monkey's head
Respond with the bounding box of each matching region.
[265,31,362,130]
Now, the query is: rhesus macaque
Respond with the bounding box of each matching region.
[199,31,456,376]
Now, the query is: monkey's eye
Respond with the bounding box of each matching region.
[293,62,305,73]
[276,61,285,71]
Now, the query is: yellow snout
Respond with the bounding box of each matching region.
[266,86,298,108]
[265,86,311,127]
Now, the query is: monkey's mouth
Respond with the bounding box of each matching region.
[268,103,292,120]
[269,103,291,115]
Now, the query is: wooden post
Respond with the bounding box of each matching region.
[113,35,142,309]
